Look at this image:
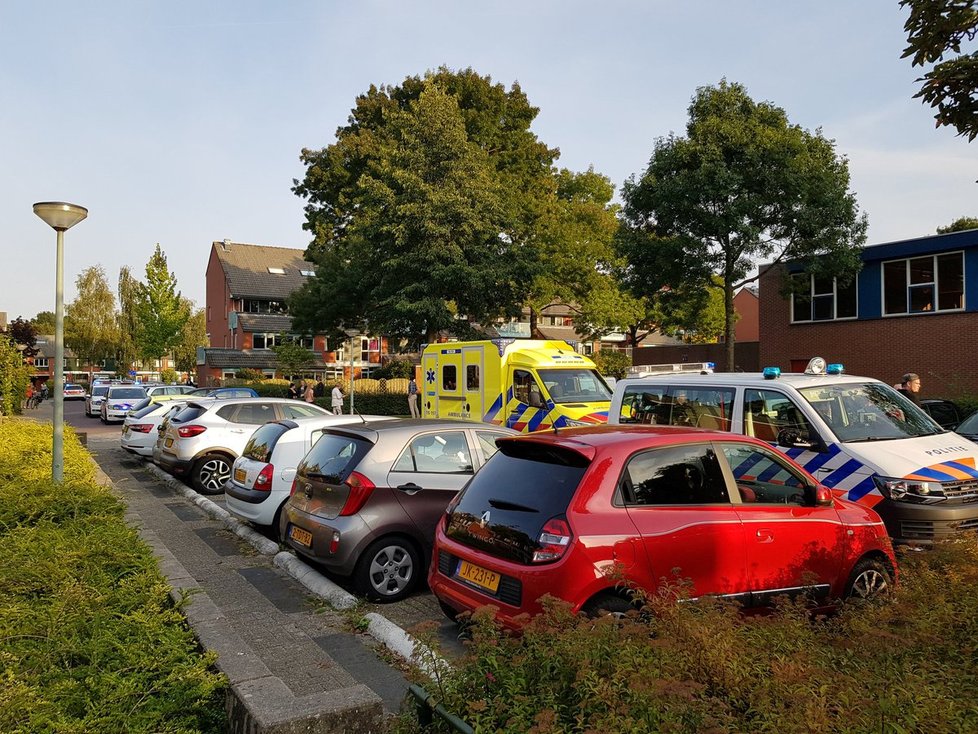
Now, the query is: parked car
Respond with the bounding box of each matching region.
[86,384,111,416]
[63,383,86,400]
[429,426,897,629]
[145,385,198,403]
[280,419,517,602]
[226,414,396,539]
[157,398,330,494]
[186,386,259,399]
[919,398,962,430]
[121,401,187,457]
[955,411,978,443]
[100,385,149,423]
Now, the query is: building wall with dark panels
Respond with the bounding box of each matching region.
[759,263,978,398]
[633,342,759,373]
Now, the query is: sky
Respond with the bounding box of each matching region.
[3,1,977,322]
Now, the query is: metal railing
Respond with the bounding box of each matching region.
[408,684,473,733]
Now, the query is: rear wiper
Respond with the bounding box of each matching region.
[487,498,538,513]
[305,471,341,483]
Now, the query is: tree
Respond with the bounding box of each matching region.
[65,266,119,375]
[6,317,38,358]
[937,216,978,233]
[117,267,141,375]
[0,334,32,417]
[32,311,56,334]
[172,300,206,376]
[901,0,978,141]
[291,67,562,344]
[272,341,314,379]
[620,80,867,370]
[134,244,187,360]
[592,349,631,380]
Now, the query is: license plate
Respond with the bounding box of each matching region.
[164,437,173,448]
[289,526,313,548]
[234,467,246,484]
[457,560,500,593]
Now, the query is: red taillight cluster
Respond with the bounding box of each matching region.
[177,424,207,438]
[254,464,274,491]
[532,517,572,563]
[129,423,153,433]
[338,471,376,516]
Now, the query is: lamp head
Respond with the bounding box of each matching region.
[33,201,88,231]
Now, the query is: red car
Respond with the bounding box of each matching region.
[429,426,896,628]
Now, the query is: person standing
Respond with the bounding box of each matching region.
[314,379,325,399]
[288,381,299,400]
[331,384,345,414]
[304,382,315,403]
[897,373,921,406]
[408,376,420,418]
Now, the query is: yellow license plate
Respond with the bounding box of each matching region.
[164,437,173,448]
[234,467,246,483]
[289,526,313,548]
[457,560,500,594]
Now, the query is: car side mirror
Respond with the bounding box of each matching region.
[813,485,833,507]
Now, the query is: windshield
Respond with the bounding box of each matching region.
[109,388,147,400]
[538,369,612,404]
[798,382,942,442]
[93,386,109,396]
[956,412,978,436]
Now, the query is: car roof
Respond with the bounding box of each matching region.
[619,372,879,390]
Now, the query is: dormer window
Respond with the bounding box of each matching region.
[300,269,315,277]
[267,267,285,275]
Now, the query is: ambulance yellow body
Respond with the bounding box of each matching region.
[420,339,612,432]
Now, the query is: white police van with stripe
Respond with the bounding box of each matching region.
[608,358,978,545]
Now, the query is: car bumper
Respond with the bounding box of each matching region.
[157,450,192,476]
[874,498,978,545]
[121,433,155,456]
[225,483,285,526]
[280,504,373,575]
[103,409,129,421]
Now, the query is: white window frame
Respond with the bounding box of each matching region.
[790,274,858,323]
[881,251,965,317]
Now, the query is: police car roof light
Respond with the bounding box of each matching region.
[826,363,845,375]
[762,367,781,380]
[804,357,827,375]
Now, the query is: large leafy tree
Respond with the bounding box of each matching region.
[172,298,206,376]
[116,266,141,374]
[134,245,187,361]
[32,311,56,334]
[901,0,978,141]
[65,266,119,372]
[291,68,565,344]
[5,317,38,358]
[937,215,978,233]
[272,341,314,379]
[620,80,867,370]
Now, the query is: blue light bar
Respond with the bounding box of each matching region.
[706,362,716,370]
[826,363,845,375]
[763,367,781,380]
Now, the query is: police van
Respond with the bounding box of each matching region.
[421,339,611,432]
[608,357,978,545]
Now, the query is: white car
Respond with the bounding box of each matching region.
[100,385,149,423]
[121,401,186,457]
[226,414,395,539]
[157,397,332,494]
[86,384,111,417]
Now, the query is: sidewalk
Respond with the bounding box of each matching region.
[86,435,422,733]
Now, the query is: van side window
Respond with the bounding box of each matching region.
[619,385,733,430]
[442,365,458,391]
[621,444,729,505]
[743,389,817,444]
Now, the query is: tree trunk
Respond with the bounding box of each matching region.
[724,280,736,372]
[529,307,538,338]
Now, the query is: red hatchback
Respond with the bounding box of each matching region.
[429,426,897,628]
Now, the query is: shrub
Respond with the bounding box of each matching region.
[0,334,32,417]
[402,539,978,733]
[373,357,416,380]
[323,392,410,416]
[592,349,631,380]
[160,367,178,384]
[234,368,264,381]
[0,420,226,731]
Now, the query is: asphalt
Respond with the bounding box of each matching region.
[33,402,465,734]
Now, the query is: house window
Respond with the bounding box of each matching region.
[242,299,287,314]
[267,267,285,275]
[882,252,964,315]
[791,274,857,322]
[253,333,313,350]
[300,269,315,277]
[34,357,48,368]
[360,337,381,363]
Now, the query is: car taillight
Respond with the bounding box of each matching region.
[177,425,207,438]
[532,516,572,563]
[254,464,274,491]
[337,471,376,516]
[130,424,153,433]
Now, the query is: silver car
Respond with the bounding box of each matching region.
[280,419,516,602]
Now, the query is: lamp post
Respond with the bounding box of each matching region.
[33,201,88,482]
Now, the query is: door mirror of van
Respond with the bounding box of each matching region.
[776,428,821,452]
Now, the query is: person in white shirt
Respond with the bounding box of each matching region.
[331,385,344,414]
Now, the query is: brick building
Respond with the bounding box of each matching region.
[759,229,978,398]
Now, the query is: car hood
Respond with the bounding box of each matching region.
[842,432,978,482]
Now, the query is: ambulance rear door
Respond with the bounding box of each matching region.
[463,345,486,424]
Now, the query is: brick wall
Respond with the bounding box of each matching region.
[759,264,978,399]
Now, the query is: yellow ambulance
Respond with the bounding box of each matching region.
[420,339,612,432]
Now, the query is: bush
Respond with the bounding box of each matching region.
[160,367,178,384]
[592,349,631,380]
[0,420,226,731]
[401,539,978,733]
[234,368,264,381]
[0,334,32,417]
[321,392,410,416]
[373,357,416,380]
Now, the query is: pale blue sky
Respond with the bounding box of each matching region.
[3,1,977,320]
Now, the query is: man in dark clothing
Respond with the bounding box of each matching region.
[897,373,921,405]
[288,382,299,400]
[314,380,325,399]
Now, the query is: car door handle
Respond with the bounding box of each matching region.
[397,483,423,494]
[755,529,774,543]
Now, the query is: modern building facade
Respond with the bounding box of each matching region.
[759,229,978,397]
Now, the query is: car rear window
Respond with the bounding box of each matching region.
[298,432,372,483]
[445,442,589,564]
[172,405,207,423]
[243,423,290,463]
[109,388,146,399]
[132,403,161,419]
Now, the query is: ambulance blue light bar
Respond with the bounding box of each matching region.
[826,363,845,375]
[763,367,781,379]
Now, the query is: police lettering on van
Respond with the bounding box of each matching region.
[608,357,978,545]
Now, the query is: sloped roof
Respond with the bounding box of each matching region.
[236,313,294,333]
[33,335,76,359]
[201,348,326,369]
[212,241,314,300]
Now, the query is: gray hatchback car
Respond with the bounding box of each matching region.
[281,419,516,602]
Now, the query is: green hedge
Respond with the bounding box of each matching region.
[0,420,226,732]
[316,392,410,416]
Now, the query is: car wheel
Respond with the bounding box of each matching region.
[192,454,232,495]
[582,592,636,618]
[844,557,892,601]
[353,536,421,603]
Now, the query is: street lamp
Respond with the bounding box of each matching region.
[33,201,88,482]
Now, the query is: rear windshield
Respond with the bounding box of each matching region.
[132,402,161,419]
[243,423,290,463]
[172,405,207,423]
[92,386,109,397]
[298,432,372,483]
[445,442,588,564]
[108,388,146,399]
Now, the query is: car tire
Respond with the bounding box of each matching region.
[582,592,636,618]
[844,557,892,601]
[353,535,421,603]
[192,453,232,495]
